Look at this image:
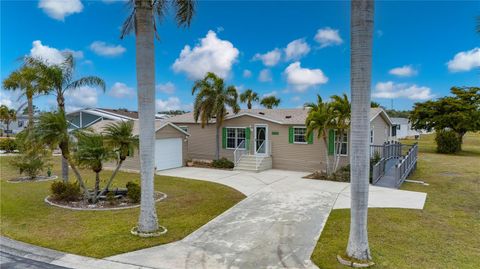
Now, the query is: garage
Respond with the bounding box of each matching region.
[155,138,183,171]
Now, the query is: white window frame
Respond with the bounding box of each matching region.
[226,127,246,150]
[293,126,308,144]
[370,128,375,144]
[179,126,189,133]
[334,130,348,156]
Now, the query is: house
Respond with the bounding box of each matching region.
[391,117,421,139]
[89,119,189,171]
[66,108,169,130]
[167,107,393,172]
[0,114,32,135]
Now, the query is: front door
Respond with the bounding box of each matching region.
[255,124,267,155]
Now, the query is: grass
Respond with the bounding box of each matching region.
[0,156,245,258]
[311,132,480,269]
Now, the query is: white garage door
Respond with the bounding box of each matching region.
[155,138,183,171]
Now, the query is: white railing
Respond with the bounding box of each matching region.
[233,140,247,165]
[393,143,418,187]
[255,140,266,170]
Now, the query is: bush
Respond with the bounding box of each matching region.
[126,181,141,203]
[0,138,17,152]
[435,130,461,154]
[51,181,81,201]
[10,156,45,179]
[212,157,234,169]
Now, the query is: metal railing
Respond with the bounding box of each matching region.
[372,159,386,184]
[393,143,418,187]
[233,140,247,165]
[255,140,266,170]
[370,141,402,160]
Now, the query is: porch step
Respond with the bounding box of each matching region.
[234,155,272,172]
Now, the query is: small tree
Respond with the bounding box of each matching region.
[10,129,51,179]
[240,89,259,109]
[0,105,17,137]
[260,96,281,109]
[330,94,351,172]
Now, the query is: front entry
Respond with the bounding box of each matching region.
[254,124,268,155]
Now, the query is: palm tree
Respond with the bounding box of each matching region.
[345,0,374,262]
[260,96,281,109]
[74,132,116,203]
[240,89,259,109]
[330,94,351,171]
[2,65,49,129]
[121,0,195,234]
[192,72,240,160]
[25,54,105,182]
[0,105,16,137]
[304,95,334,175]
[98,120,138,197]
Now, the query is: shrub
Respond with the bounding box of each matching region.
[212,157,234,169]
[435,130,461,154]
[126,181,141,203]
[0,138,17,152]
[10,156,45,179]
[51,181,81,201]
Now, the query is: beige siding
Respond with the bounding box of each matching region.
[371,114,390,145]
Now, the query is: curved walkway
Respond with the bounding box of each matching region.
[107,167,426,269]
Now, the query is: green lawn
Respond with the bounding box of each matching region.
[0,156,245,258]
[311,132,480,268]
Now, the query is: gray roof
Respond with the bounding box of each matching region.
[168,107,390,125]
[88,119,188,136]
[391,117,409,125]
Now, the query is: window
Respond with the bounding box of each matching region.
[293,127,307,143]
[18,120,24,128]
[226,128,246,149]
[179,126,188,133]
[397,124,401,130]
[370,129,374,144]
[335,131,348,155]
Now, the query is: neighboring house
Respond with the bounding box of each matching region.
[167,107,393,172]
[89,119,189,171]
[66,108,169,130]
[0,114,34,135]
[391,117,422,139]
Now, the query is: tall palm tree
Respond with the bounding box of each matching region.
[2,66,48,129]
[240,89,259,109]
[0,105,16,137]
[74,132,116,203]
[99,120,138,197]
[192,72,240,160]
[121,0,195,234]
[25,54,105,182]
[346,0,374,262]
[304,95,334,175]
[260,96,281,109]
[330,94,351,171]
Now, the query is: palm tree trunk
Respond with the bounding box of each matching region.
[61,157,69,182]
[93,172,100,203]
[57,92,69,182]
[27,94,34,129]
[98,159,124,198]
[215,122,221,160]
[346,0,374,261]
[135,0,159,233]
[323,134,331,175]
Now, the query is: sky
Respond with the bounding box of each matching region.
[1,0,479,113]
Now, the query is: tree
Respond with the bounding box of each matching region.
[25,54,105,182]
[260,96,281,109]
[121,0,195,234]
[99,120,138,196]
[192,72,240,160]
[370,101,380,108]
[410,86,480,150]
[73,132,116,203]
[345,0,374,262]
[3,65,49,129]
[0,105,17,137]
[240,89,259,109]
[330,94,351,172]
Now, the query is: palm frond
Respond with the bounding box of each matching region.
[65,76,106,92]
[173,0,195,27]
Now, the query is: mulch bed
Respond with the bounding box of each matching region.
[45,191,166,211]
[7,175,58,183]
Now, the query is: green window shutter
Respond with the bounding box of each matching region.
[288,127,294,144]
[307,132,314,144]
[245,127,250,150]
[328,129,335,155]
[222,128,227,149]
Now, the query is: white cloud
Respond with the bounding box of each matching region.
[291,96,301,102]
[284,39,311,61]
[89,41,126,57]
[108,82,135,98]
[156,82,176,94]
[262,91,277,98]
[38,0,83,21]
[372,81,434,100]
[243,69,252,78]
[389,65,418,77]
[447,47,480,72]
[253,48,282,67]
[258,69,273,82]
[172,30,239,79]
[0,90,22,109]
[29,40,83,66]
[284,62,328,92]
[156,97,191,112]
[65,86,98,112]
[314,27,343,48]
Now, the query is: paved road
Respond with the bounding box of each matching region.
[0,251,69,269]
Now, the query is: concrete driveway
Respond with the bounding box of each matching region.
[107,167,426,269]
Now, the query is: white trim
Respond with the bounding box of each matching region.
[225,127,247,150]
[292,126,308,144]
[334,130,348,156]
[156,122,190,136]
[254,124,268,155]
[226,113,284,125]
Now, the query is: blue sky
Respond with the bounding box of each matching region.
[1,0,479,113]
